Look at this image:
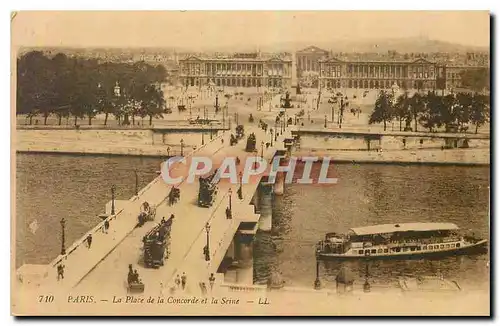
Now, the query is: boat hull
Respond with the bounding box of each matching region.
[316,240,488,260]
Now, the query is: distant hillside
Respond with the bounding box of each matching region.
[246,37,489,54]
[16,37,489,59]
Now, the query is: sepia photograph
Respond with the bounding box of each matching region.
[10,10,491,316]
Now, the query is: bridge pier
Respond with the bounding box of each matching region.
[258,183,273,232]
[251,184,261,214]
[223,232,254,285]
[273,156,288,196]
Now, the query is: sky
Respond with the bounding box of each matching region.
[11,11,490,50]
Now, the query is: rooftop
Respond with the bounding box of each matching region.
[180,52,292,62]
[349,222,460,236]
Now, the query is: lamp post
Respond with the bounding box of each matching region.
[60,218,66,255]
[134,169,138,196]
[202,130,205,146]
[270,128,274,146]
[261,141,264,158]
[274,120,278,141]
[111,185,116,215]
[324,115,327,128]
[228,188,232,211]
[314,260,321,290]
[180,139,184,156]
[222,103,226,129]
[205,222,211,261]
[189,96,192,119]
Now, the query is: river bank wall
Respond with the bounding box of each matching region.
[15,128,221,157]
[15,128,490,165]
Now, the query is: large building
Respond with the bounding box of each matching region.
[316,52,489,91]
[179,52,293,89]
[319,56,438,90]
[296,46,330,77]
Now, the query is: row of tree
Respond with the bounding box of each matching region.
[17,51,168,126]
[369,90,490,134]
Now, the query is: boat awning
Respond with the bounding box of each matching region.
[349,223,459,236]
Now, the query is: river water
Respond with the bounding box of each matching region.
[16,153,490,290]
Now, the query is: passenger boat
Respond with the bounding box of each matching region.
[316,222,487,260]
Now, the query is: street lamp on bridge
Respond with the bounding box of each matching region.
[111,184,116,215]
[314,260,321,290]
[134,169,139,196]
[204,222,211,261]
[180,139,185,156]
[60,217,66,255]
[270,128,274,146]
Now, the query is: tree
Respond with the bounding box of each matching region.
[419,91,445,132]
[141,85,165,125]
[17,50,171,127]
[369,91,393,131]
[16,51,55,124]
[470,93,490,133]
[455,93,473,130]
[393,92,411,131]
[460,68,489,92]
[409,93,425,132]
[441,94,458,131]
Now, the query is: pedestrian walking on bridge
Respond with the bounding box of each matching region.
[86,234,93,249]
[209,273,216,291]
[181,272,187,290]
[175,274,181,289]
[57,264,65,281]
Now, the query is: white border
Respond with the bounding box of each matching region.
[2,1,497,325]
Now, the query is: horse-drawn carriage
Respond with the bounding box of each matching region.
[230,125,245,146]
[127,264,145,293]
[230,134,237,146]
[168,187,180,206]
[137,201,156,227]
[142,219,172,268]
[245,133,257,152]
[236,125,245,139]
[198,170,219,207]
[259,120,268,131]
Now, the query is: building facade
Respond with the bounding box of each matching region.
[441,65,488,90]
[179,52,293,89]
[296,46,329,77]
[319,57,439,90]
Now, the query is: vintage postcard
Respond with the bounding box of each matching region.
[11,11,490,316]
